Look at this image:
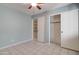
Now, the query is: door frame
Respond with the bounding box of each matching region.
[49,12,62,45]
[32,19,34,40]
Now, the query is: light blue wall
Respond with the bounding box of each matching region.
[0,5,32,48]
[44,16,49,42]
[48,3,78,15]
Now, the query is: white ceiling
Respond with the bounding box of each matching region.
[1,3,70,15]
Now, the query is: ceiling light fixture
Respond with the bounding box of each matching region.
[28,3,43,10]
[31,3,37,6]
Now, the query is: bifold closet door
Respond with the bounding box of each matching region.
[38,16,45,42]
[61,9,79,51]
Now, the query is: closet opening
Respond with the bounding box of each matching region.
[32,19,38,41]
[50,14,61,45]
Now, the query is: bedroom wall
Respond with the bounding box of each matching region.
[0,5,32,48]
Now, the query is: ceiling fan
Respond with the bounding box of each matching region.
[28,3,44,10]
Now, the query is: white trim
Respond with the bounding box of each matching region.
[49,12,62,17]
[32,20,33,40]
[0,39,32,50]
[48,16,50,45]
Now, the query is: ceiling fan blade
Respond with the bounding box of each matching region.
[28,5,32,9]
[36,5,41,10]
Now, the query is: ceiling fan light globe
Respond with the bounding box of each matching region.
[31,3,37,6]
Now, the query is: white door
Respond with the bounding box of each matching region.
[38,16,45,42]
[61,9,79,51]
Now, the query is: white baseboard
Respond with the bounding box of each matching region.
[0,39,32,50]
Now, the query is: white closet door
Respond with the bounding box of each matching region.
[38,16,45,42]
[61,9,79,51]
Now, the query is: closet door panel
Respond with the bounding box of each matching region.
[38,16,45,42]
[61,9,79,51]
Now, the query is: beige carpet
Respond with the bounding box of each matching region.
[0,40,79,55]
